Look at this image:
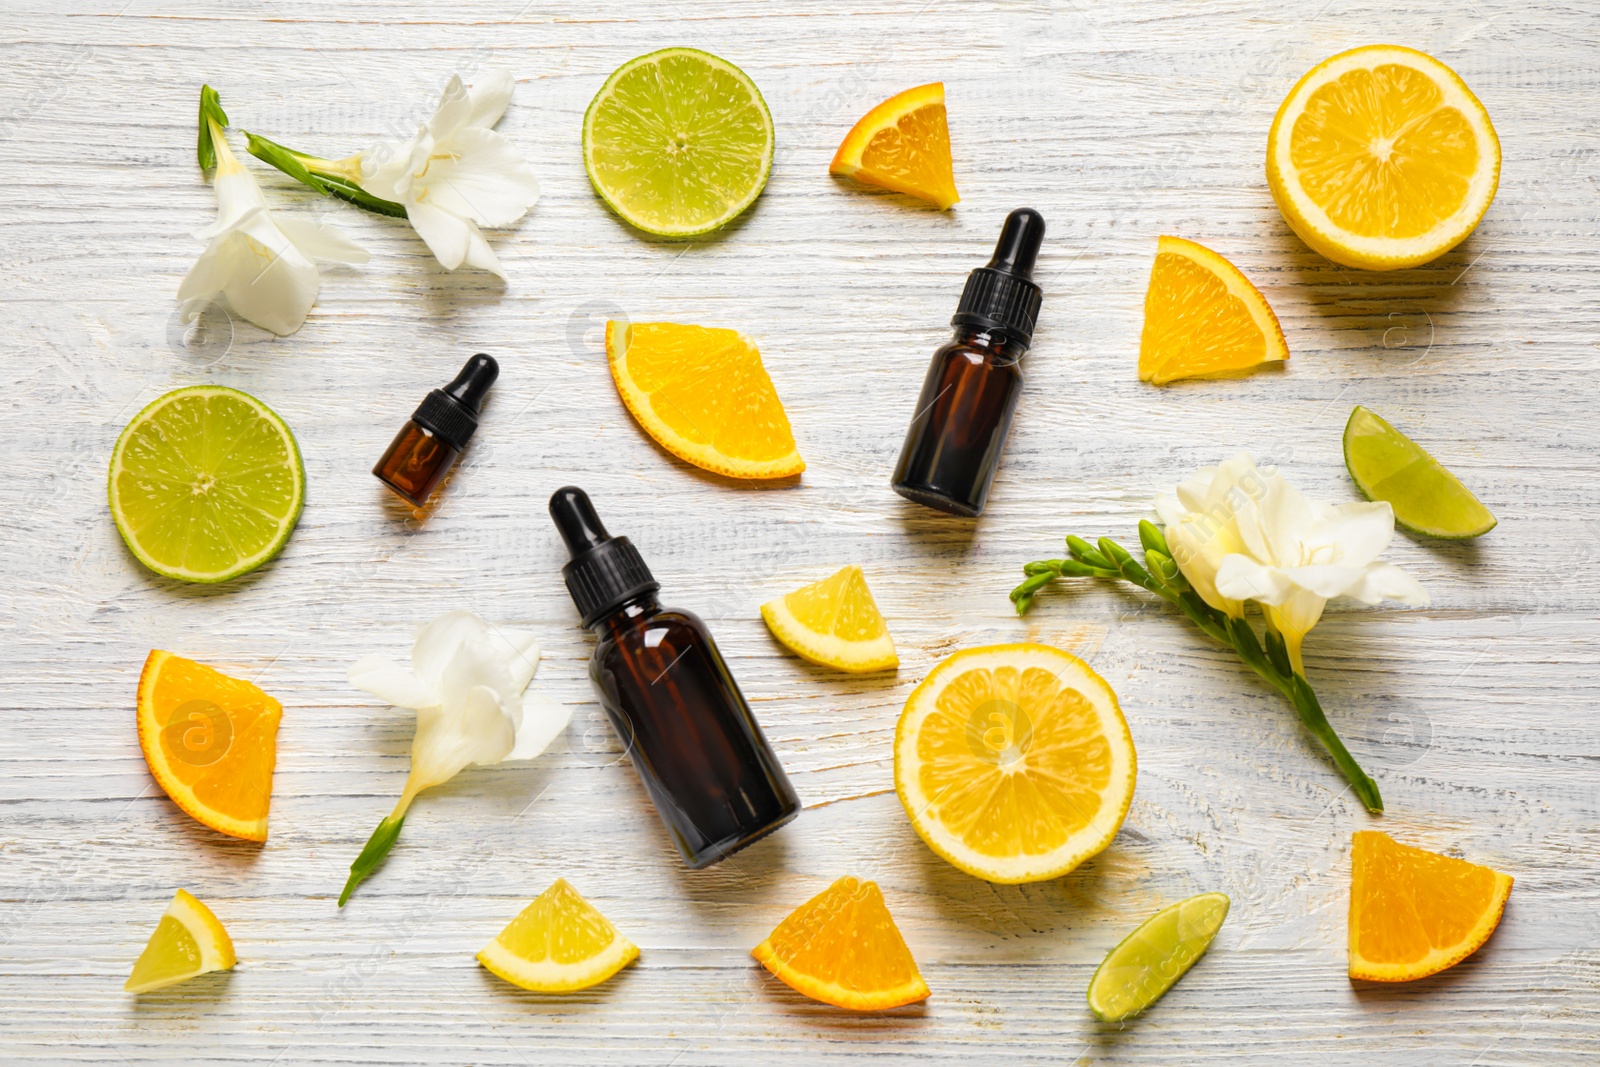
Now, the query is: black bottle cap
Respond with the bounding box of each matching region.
[412,353,498,450]
[549,486,660,627]
[951,208,1045,345]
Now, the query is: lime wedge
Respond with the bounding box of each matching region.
[108,386,305,583]
[583,47,773,237]
[1087,892,1229,1022]
[1343,406,1496,539]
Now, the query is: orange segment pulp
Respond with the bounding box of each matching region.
[830,83,958,209]
[1349,830,1513,982]
[1138,236,1289,385]
[606,320,804,480]
[752,876,929,1010]
[136,650,282,841]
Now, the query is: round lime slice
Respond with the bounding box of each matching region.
[582,47,774,237]
[1343,406,1497,539]
[1087,892,1229,1022]
[108,386,305,583]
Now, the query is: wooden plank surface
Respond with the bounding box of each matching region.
[3,0,1599,1062]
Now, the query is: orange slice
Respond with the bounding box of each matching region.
[1267,45,1500,271]
[1138,236,1289,385]
[830,83,958,209]
[606,320,804,480]
[136,650,282,842]
[1349,830,1513,982]
[752,875,929,1010]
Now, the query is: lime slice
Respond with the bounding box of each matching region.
[1087,892,1229,1022]
[583,48,773,237]
[1343,406,1496,539]
[108,386,305,583]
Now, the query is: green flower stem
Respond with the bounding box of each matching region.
[1012,532,1383,813]
[339,812,407,907]
[244,132,407,219]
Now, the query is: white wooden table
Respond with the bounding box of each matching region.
[4,1,1598,1062]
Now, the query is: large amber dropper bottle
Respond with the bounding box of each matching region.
[891,208,1045,517]
[549,486,801,868]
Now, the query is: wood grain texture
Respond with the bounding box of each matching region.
[3,0,1599,1062]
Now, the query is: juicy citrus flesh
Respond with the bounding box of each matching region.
[830,83,958,209]
[761,565,898,673]
[1087,892,1230,1022]
[477,878,639,992]
[1267,45,1500,271]
[1348,830,1513,982]
[752,876,929,1010]
[606,320,804,479]
[894,644,1137,884]
[583,47,774,237]
[1344,406,1496,538]
[136,650,282,842]
[108,385,305,583]
[125,888,236,993]
[1139,236,1289,385]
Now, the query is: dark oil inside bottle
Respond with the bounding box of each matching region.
[891,328,1026,517]
[589,594,800,867]
[374,423,457,507]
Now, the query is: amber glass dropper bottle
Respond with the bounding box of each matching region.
[373,353,498,507]
[891,208,1045,517]
[549,486,801,868]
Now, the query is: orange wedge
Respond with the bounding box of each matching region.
[136,650,282,842]
[1349,830,1513,982]
[1138,236,1289,385]
[752,875,929,1010]
[606,320,804,480]
[830,83,958,209]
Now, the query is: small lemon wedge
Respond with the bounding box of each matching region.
[761,565,898,673]
[477,879,638,993]
[125,889,236,993]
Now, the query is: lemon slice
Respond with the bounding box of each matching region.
[108,385,305,583]
[583,47,773,237]
[1087,892,1229,1022]
[477,879,638,992]
[1267,45,1500,271]
[761,565,898,673]
[894,644,1137,884]
[1343,406,1496,538]
[606,320,804,480]
[125,889,237,993]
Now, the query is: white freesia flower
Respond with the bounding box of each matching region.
[179,120,367,336]
[340,610,570,905]
[1162,454,1428,675]
[357,70,540,278]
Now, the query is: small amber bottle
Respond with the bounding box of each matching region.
[891,208,1046,517]
[373,353,498,506]
[549,486,801,868]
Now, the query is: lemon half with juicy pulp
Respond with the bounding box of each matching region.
[1267,45,1500,271]
[894,644,1136,884]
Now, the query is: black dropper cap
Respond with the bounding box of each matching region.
[951,208,1046,346]
[412,353,499,450]
[550,486,660,627]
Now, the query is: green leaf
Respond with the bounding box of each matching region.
[244,132,408,219]
[339,813,406,907]
[1229,617,1269,673]
[1262,627,1293,678]
[197,85,229,170]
